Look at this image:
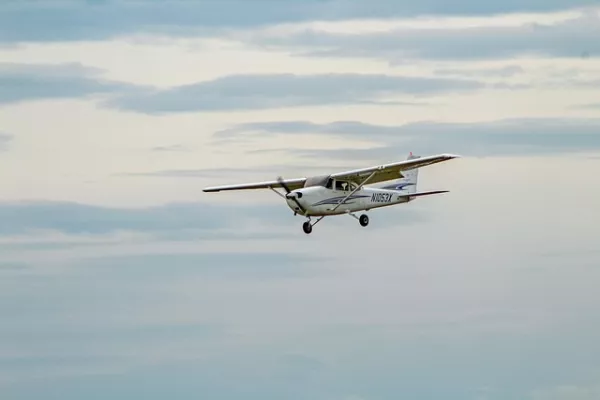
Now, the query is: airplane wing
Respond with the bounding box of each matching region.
[202,153,459,192]
[331,153,460,185]
[202,177,306,192]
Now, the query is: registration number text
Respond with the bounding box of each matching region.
[371,193,393,203]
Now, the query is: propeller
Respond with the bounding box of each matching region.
[277,176,305,214]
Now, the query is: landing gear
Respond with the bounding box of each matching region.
[348,211,370,227]
[302,221,312,234]
[359,213,369,227]
[301,216,325,234]
[300,213,369,234]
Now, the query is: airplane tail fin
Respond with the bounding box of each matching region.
[380,152,419,194]
[402,152,419,194]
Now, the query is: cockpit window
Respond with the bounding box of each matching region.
[302,176,358,191]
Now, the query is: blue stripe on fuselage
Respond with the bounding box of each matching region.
[380,182,415,191]
[311,194,370,207]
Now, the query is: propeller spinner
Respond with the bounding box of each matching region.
[277,176,305,214]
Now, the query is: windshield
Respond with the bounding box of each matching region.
[303,175,330,187]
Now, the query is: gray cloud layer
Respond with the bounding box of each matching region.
[0,201,281,236]
[1,1,597,44]
[0,197,429,246]
[434,65,526,77]
[218,118,600,158]
[104,73,482,114]
[0,63,486,112]
[0,62,136,106]
[244,12,600,61]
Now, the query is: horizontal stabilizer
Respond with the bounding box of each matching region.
[398,190,449,198]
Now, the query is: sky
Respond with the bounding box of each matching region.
[1,1,600,399]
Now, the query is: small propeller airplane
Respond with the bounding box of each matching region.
[203,152,460,234]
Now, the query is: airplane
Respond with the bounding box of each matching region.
[202,152,460,234]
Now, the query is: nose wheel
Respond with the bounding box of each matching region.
[302,221,312,234]
[301,216,325,234]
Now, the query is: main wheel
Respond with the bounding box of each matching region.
[359,214,369,227]
[302,221,313,234]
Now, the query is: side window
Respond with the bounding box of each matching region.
[335,181,346,191]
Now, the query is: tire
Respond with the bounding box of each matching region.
[359,214,369,227]
[302,221,313,234]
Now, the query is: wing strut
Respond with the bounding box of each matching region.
[268,186,286,199]
[329,170,378,212]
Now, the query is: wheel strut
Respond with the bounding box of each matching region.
[302,216,326,234]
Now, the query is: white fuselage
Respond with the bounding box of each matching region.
[285,186,412,216]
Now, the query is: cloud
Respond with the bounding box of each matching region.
[244,11,600,62]
[0,196,431,255]
[217,118,600,159]
[105,73,482,114]
[0,63,483,112]
[215,120,400,140]
[434,65,525,77]
[0,62,137,106]
[2,1,598,44]
[0,200,286,236]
